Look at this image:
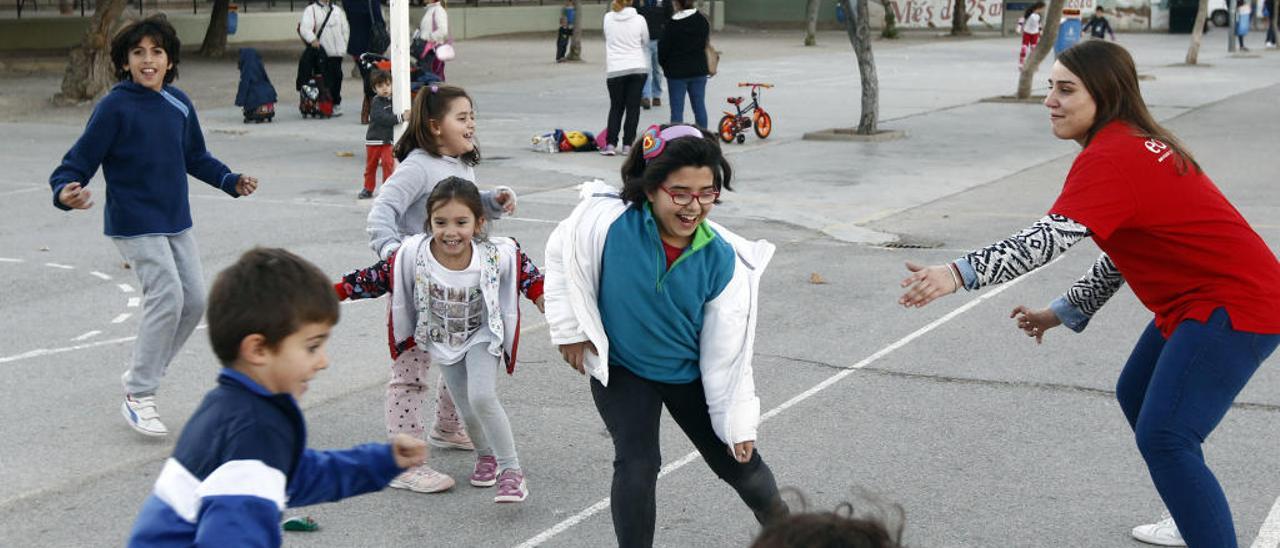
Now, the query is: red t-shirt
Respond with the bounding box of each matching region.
[662,240,684,270]
[1049,122,1280,337]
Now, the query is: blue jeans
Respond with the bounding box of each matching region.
[644,39,662,99]
[1116,308,1280,548]
[666,76,708,129]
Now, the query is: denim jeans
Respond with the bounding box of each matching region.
[666,76,708,129]
[643,39,663,99]
[591,366,788,548]
[1116,307,1280,548]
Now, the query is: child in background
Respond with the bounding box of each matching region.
[126,248,426,547]
[339,177,545,502]
[48,15,259,438]
[557,0,576,62]
[1018,1,1046,68]
[365,84,518,492]
[1083,6,1116,41]
[360,70,408,199]
[544,125,789,546]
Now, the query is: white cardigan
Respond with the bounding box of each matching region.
[299,1,349,58]
[544,180,775,446]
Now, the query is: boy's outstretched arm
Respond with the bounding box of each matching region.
[285,443,404,507]
[179,96,245,198]
[50,103,119,210]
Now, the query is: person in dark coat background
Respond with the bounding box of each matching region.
[236,48,278,117]
[346,0,388,124]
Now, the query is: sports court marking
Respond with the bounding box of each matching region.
[1251,496,1280,548]
[513,263,1046,548]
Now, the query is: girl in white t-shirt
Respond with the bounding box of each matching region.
[338,176,544,503]
[1018,1,1046,68]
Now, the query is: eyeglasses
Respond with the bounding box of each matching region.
[658,186,719,206]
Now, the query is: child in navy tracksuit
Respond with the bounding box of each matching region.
[126,247,426,547]
[48,16,260,438]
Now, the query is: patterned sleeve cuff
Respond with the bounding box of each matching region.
[953,259,978,291]
[1050,295,1090,333]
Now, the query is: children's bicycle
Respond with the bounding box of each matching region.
[718,82,773,144]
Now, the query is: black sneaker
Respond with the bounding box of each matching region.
[357,189,373,199]
[641,98,652,110]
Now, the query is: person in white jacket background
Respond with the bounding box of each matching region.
[600,0,650,156]
[300,0,351,115]
[418,0,451,80]
[545,124,789,547]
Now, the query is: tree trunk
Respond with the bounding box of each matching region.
[1016,0,1063,99]
[200,0,231,57]
[951,0,971,35]
[805,0,820,46]
[1185,0,1209,64]
[567,0,583,61]
[55,0,128,105]
[841,0,879,134]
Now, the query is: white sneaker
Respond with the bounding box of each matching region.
[1132,513,1186,547]
[122,395,168,437]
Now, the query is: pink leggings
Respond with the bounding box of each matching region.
[385,346,464,439]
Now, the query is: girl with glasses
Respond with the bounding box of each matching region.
[544,124,790,547]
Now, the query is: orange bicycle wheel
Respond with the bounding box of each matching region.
[753,110,772,139]
[718,115,737,143]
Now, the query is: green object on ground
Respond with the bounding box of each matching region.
[282,516,319,532]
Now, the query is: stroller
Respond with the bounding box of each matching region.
[296,46,334,119]
[236,48,277,123]
[358,53,441,98]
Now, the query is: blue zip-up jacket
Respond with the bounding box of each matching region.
[49,81,242,238]
[126,369,402,547]
[598,204,735,383]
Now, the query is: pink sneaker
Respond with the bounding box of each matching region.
[470,455,498,487]
[429,428,475,451]
[494,468,528,503]
[388,465,455,493]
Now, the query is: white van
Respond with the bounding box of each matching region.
[1208,0,1230,27]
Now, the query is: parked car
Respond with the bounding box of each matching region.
[1208,0,1230,27]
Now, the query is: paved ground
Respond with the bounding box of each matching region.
[1,27,1280,547]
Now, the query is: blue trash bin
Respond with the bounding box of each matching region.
[1055,17,1082,54]
[227,8,238,35]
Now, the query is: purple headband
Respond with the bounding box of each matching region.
[641,124,704,161]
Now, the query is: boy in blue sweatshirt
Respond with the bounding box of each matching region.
[127,247,426,547]
[48,16,260,437]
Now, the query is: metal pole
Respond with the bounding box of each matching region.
[1229,1,1238,51]
[391,0,410,142]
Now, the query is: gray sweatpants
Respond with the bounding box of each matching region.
[111,231,206,397]
[438,344,520,471]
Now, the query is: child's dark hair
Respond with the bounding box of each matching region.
[750,489,906,548]
[619,124,733,208]
[110,15,181,84]
[393,84,480,165]
[370,69,393,88]
[207,248,340,366]
[1023,0,1046,18]
[424,177,489,240]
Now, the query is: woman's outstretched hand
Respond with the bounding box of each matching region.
[899,261,960,308]
[1010,305,1062,344]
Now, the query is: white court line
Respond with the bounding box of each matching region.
[89,271,112,281]
[117,284,134,293]
[44,263,73,270]
[127,297,140,308]
[0,257,24,263]
[504,216,559,225]
[1251,497,1280,548]
[111,313,131,324]
[71,330,102,342]
[0,187,44,198]
[513,267,1044,548]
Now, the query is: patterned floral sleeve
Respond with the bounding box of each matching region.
[1050,252,1126,332]
[334,257,394,301]
[514,240,545,303]
[958,214,1091,289]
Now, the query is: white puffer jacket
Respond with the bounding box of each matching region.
[544,180,775,446]
[603,7,650,76]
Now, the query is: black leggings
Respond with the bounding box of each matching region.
[590,366,788,548]
[605,73,646,148]
[322,55,344,105]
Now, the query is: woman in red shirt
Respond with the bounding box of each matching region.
[899,40,1280,547]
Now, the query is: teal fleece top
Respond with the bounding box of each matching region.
[598,204,736,383]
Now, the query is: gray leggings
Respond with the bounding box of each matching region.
[438,344,520,470]
[111,231,205,397]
